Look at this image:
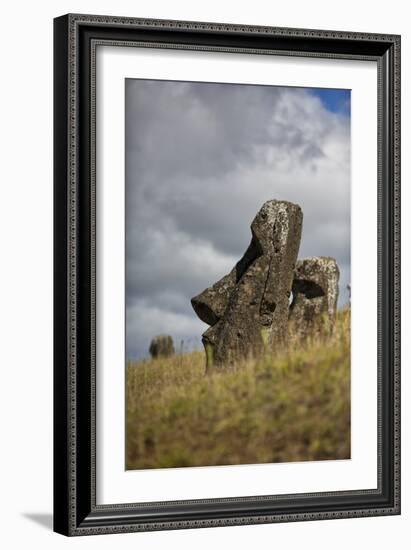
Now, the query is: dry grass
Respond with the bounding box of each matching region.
[126,308,350,469]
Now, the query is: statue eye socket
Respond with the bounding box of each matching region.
[293,279,325,299]
[235,235,263,283]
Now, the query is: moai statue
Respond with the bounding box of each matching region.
[191,200,303,370]
[149,335,175,359]
[289,257,339,340]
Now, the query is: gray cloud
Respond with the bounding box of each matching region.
[126,79,351,359]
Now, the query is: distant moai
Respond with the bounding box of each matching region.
[191,200,340,371]
[289,257,340,340]
[191,200,303,370]
[149,335,175,359]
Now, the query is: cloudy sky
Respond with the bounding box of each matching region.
[125,79,351,359]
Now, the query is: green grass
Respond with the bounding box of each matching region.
[126,308,351,469]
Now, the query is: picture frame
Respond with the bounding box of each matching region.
[53,13,401,536]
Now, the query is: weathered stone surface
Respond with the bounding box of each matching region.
[289,257,340,340]
[191,200,303,370]
[149,335,175,358]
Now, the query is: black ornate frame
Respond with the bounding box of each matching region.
[53,13,401,536]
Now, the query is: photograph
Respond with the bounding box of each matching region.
[125,78,352,470]
[53,12,400,536]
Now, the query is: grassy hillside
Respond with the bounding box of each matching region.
[126,308,350,470]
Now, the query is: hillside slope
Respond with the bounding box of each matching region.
[126,309,350,469]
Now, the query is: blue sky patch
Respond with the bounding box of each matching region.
[311,88,351,116]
